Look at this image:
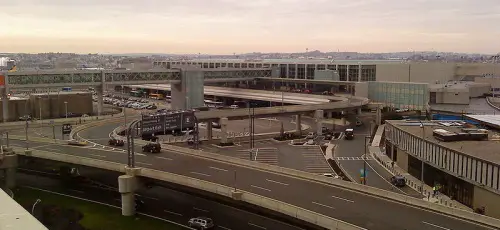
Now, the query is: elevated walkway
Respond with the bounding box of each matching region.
[0,189,47,230]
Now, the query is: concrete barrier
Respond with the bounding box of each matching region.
[14,147,364,230]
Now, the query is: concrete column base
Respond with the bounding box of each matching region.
[219,117,229,144]
[295,115,302,136]
[24,150,32,156]
[315,110,324,135]
[124,167,141,176]
[231,191,243,200]
[118,175,137,216]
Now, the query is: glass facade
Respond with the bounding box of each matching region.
[368,81,429,110]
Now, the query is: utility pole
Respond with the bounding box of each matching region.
[25,119,29,150]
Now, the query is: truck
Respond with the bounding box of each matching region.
[344,129,354,140]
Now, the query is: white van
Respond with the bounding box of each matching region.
[229,105,239,109]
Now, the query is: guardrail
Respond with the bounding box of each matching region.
[153,144,500,229]
[15,147,364,230]
[486,97,500,111]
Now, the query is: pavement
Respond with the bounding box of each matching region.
[6,128,493,230]
[15,172,302,230]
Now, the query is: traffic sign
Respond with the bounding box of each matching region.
[360,169,367,177]
[62,123,72,135]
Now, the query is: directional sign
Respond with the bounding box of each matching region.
[360,169,367,177]
[141,114,165,135]
[62,123,72,135]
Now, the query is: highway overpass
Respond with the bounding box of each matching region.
[256,77,358,86]
[128,84,336,105]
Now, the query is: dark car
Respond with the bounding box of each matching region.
[390,175,406,187]
[108,139,125,147]
[142,142,161,153]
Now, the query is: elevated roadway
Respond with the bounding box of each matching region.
[130,84,335,105]
[0,187,47,230]
[9,134,496,230]
[256,77,358,86]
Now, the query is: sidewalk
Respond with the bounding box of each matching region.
[369,125,472,211]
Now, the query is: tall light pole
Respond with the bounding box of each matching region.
[363,136,371,185]
[32,199,41,215]
[25,119,29,150]
[64,101,68,119]
[38,96,43,136]
[419,120,425,196]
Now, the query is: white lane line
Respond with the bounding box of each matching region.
[250,185,271,192]
[93,143,97,147]
[69,189,84,194]
[89,154,106,158]
[422,221,450,230]
[190,172,211,177]
[164,210,183,216]
[331,195,354,203]
[193,207,209,213]
[155,156,173,161]
[312,201,335,210]
[265,179,289,186]
[136,162,153,166]
[209,166,228,172]
[248,222,267,230]
[219,226,232,230]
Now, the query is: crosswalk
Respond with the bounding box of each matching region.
[299,145,334,174]
[335,156,373,161]
[236,147,279,166]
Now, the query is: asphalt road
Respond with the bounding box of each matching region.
[8,136,493,230]
[15,172,302,230]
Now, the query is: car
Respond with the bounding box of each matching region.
[322,173,341,179]
[108,139,125,146]
[188,217,214,229]
[356,120,363,127]
[142,142,161,153]
[229,105,239,109]
[67,140,88,146]
[390,175,406,187]
[211,122,221,129]
[19,115,32,121]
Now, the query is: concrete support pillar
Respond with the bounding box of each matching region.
[1,89,8,123]
[171,83,185,110]
[295,115,302,136]
[96,86,104,116]
[1,153,18,189]
[315,110,324,135]
[206,121,213,140]
[357,108,362,115]
[219,117,229,144]
[118,174,137,216]
[340,117,347,126]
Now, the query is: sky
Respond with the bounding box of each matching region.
[0,0,499,54]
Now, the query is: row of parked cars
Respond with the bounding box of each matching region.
[101,95,158,110]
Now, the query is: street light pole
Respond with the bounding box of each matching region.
[38,97,43,136]
[363,136,371,185]
[419,120,425,195]
[64,101,68,119]
[25,119,29,150]
[32,199,41,215]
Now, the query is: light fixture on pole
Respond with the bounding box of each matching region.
[419,120,425,196]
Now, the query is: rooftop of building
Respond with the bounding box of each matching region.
[387,119,500,164]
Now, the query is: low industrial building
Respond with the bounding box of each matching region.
[385,119,500,218]
[0,91,93,121]
[429,82,490,105]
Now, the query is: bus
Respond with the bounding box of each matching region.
[149,93,164,100]
[62,87,72,92]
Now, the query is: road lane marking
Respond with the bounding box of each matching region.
[250,185,271,192]
[164,210,183,216]
[312,201,335,210]
[331,195,354,203]
[248,222,267,229]
[190,172,211,177]
[193,207,209,212]
[266,179,289,186]
[422,221,450,230]
[68,189,85,194]
[219,226,232,230]
[209,166,228,172]
[89,154,106,158]
[155,156,173,161]
[136,162,153,166]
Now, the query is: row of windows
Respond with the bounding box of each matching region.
[154,62,377,82]
[387,124,500,192]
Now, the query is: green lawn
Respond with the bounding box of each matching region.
[14,187,187,230]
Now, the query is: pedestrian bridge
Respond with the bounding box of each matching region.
[0,68,273,89]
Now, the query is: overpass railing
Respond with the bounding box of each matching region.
[16,147,365,230]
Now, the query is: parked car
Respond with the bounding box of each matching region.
[306,132,316,139]
[19,115,32,121]
[188,217,214,230]
[142,142,161,153]
[390,175,406,187]
[108,139,125,147]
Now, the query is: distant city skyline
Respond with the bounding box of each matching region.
[1,0,499,54]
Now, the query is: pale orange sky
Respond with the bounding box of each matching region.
[1,0,499,54]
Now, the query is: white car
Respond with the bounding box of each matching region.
[322,173,341,179]
[229,105,239,109]
[188,217,214,229]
